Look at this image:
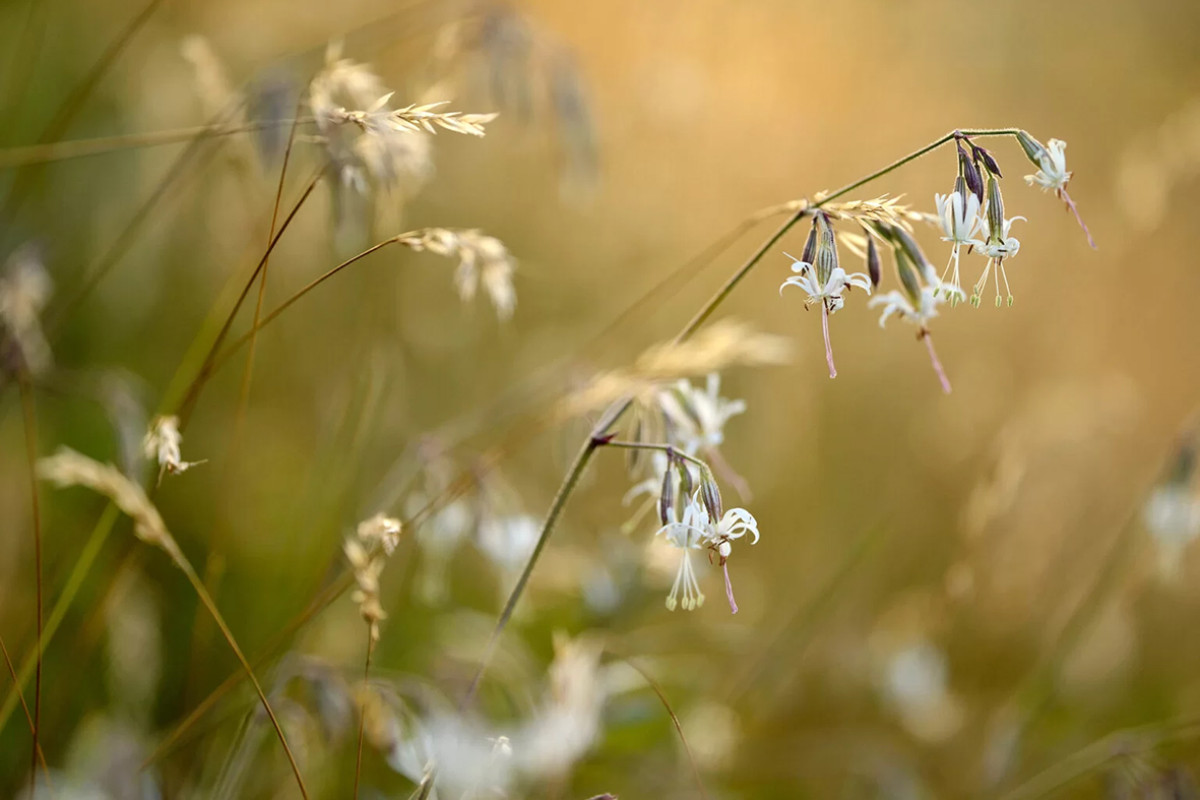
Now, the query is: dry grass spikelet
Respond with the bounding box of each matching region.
[37,448,181,562]
[562,319,791,417]
[820,195,918,229]
[345,513,403,643]
[398,228,517,319]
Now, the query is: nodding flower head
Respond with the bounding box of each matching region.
[655,492,759,613]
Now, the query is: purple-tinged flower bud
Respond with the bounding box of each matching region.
[699,467,723,522]
[974,145,1002,177]
[866,234,881,288]
[800,219,818,265]
[1016,130,1050,167]
[958,142,984,203]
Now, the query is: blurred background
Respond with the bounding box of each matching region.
[3,0,1200,797]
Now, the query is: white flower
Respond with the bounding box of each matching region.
[657,505,707,611]
[869,285,943,330]
[969,214,1025,307]
[935,190,984,245]
[779,256,872,313]
[477,514,539,573]
[1024,138,1072,194]
[655,493,760,612]
[933,189,983,303]
[656,373,746,455]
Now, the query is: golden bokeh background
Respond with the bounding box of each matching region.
[3,0,1200,797]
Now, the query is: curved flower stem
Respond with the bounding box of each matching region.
[820,302,837,378]
[921,331,952,394]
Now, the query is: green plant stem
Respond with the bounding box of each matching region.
[15,362,42,784]
[0,503,118,735]
[0,117,315,169]
[462,128,1027,707]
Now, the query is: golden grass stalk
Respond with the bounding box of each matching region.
[37,448,311,799]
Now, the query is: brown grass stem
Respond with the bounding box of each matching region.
[1,633,53,793]
[15,361,42,783]
[353,634,375,800]
[618,655,709,800]
[174,170,322,428]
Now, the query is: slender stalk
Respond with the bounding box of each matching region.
[171,552,310,798]
[140,569,355,770]
[1,633,53,792]
[820,301,837,378]
[174,171,322,428]
[618,656,709,799]
[15,362,42,782]
[0,504,118,733]
[921,331,952,394]
[0,0,168,218]
[206,237,403,377]
[353,634,375,799]
[815,128,1022,207]
[0,117,314,169]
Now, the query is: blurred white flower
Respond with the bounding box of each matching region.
[656,372,746,455]
[0,245,53,375]
[477,513,539,573]
[869,285,942,330]
[1144,484,1200,579]
[877,639,964,744]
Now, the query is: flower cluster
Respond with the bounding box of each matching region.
[778,130,1091,393]
[617,374,761,613]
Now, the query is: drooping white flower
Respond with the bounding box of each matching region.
[969,214,1025,307]
[1024,138,1072,194]
[657,505,707,611]
[779,257,872,314]
[655,493,760,612]
[933,185,982,303]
